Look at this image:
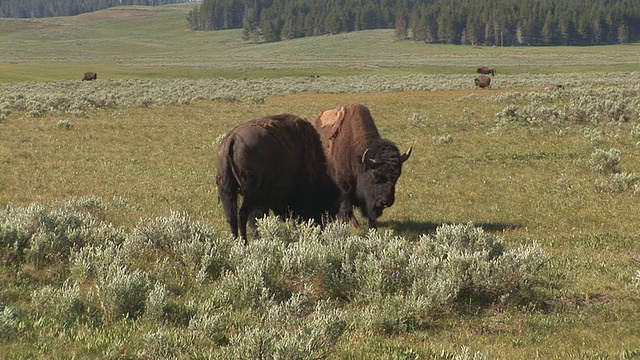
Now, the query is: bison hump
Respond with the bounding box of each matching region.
[318,106,346,127]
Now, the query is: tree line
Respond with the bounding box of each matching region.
[187,0,640,45]
[0,0,191,18]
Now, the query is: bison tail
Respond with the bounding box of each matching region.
[217,138,240,239]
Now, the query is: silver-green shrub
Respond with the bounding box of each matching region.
[494,104,521,124]
[493,85,640,129]
[69,241,125,282]
[56,119,73,130]
[145,282,170,322]
[582,127,604,143]
[2,203,550,354]
[594,172,639,193]
[589,148,621,174]
[31,279,84,327]
[129,211,240,282]
[210,257,273,310]
[0,304,19,340]
[95,265,151,321]
[0,204,46,264]
[0,197,116,267]
[359,293,435,335]
[2,75,640,117]
[138,327,191,359]
[215,296,347,360]
[495,102,564,126]
[188,305,230,345]
[351,230,413,298]
[436,134,454,145]
[0,102,10,121]
[270,219,545,336]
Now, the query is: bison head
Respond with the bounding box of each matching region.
[356,139,411,227]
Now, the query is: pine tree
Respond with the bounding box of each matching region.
[395,11,409,40]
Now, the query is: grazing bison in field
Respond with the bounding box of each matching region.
[544,84,565,91]
[475,75,491,89]
[82,72,97,81]
[312,103,412,229]
[216,114,343,244]
[476,66,496,76]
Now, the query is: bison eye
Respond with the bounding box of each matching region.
[374,174,388,184]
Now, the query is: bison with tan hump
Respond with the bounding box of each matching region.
[313,104,412,229]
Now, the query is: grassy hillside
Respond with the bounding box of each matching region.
[1,3,640,82]
[1,5,640,359]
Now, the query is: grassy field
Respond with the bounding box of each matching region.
[1,4,640,359]
[1,3,640,82]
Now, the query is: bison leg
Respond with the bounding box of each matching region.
[238,199,254,245]
[349,214,360,228]
[339,200,359,228]
[248,208,267,240]
[226,214,239,240]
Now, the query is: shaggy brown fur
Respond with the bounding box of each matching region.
[82,72,97,81]
[475,75,491,89]
[312,103,411,229]
[216,114,342,243]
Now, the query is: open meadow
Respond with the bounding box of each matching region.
[1,4,640,359]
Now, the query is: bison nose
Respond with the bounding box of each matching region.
[385,194,395,207]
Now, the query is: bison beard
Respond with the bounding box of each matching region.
[313,103,411,229]
[216,114,343,244]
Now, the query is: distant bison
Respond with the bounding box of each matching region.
[476,66,496,76]
[82,72,97,81]
[475,75,491,89]
[312,104,411,229]
[544,84,565,91]
[216,114,343,244]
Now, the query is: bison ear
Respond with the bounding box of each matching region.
[400,147,412,163]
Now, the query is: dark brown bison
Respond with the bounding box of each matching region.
[312,104,411,229]
[476,66,496,76]
[216,114,343,244]
[475,75,491,89]
[82,72,97,81]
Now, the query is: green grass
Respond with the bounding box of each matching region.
[1,4,640,359]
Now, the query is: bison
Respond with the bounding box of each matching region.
[476,66,496,76]
[216,114,344,244]
[312,104,411,229]
[82,72,97,81]
[475,75,491,89]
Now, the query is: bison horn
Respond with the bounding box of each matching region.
[361,148,378,165]
[401,147,412,162]
[361,149,370,164]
